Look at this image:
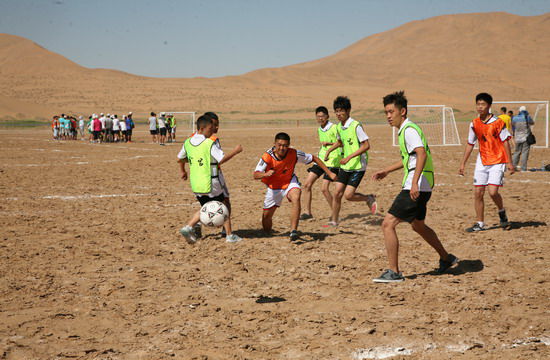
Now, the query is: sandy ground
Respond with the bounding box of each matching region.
[0,123,549,359]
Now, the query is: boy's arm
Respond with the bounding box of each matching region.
[341,140,369,165]
[254,169,275,180]
[372,160,403,181]
[311,155,337,181]
[218,144,243,166]
[503,140,515,174]
[409,147,426,200]
[458,144,475,176]
[178,158,188,181]
[323,140,342,161]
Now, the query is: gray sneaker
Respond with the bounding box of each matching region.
[436,254,459,274]
[373,269,405,283]
[289,230,299,242]
[225,233,242,243]
[465,223,486,233]
[180,225,197,244]
[193,224,202,238]
[299,213,313,220]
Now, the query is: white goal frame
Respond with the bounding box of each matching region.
[392,105,461,146]
[160,111,196,133]
[493,101,549,148]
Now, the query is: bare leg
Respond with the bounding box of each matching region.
[302,172,319,216]
[487,185,504,211]
[411,219,448,259]
[187,211,201,227]
[287,188,302,231]
[381,213,402,273]
[262,207,277,232]
[343,185,371,202]
[331,181,346,223]
[321,179,333,209]
[474,186,485,222]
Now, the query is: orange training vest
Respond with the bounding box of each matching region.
[472,117,509,165]
[260,148,298,190]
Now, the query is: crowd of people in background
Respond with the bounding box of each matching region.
[148,112,177,145]
[498,105,536,171]
[51,112,136,143]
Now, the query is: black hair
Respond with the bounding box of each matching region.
[500,107,507,113]
[475,93,493,105]
[204,111,219,121]
[150,112,156,116]
[196,115,213,129]
[274,132,290,142]
[333,96,351,111]
[315,106,329,116]
[508,110,514,116]
[383,90,408,115]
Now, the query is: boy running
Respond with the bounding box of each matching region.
[254,132,337,241]
[300,106,341,220]
[459,92,514,232]
[324,96,376,226]
[372,91,457,283]
[178,115,243,244]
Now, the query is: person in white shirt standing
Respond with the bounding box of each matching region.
[112,115,120,142]
[158,112,167,146]
[148,112,158,143]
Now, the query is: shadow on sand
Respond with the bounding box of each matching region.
[406,259,484,279]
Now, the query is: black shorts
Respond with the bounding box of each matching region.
[196,193,225,206]
[307,164,340,181]
[388,190,432,223]
[150,129,158,135]
[126,129,132,135]
[159,128,167,136]
[336,170,365,188]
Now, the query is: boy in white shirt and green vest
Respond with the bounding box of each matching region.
[372,91,458,283]
[300,106,342,220]
[177,115,243,244]
[324,96,377,226]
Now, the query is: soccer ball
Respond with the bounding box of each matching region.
[199,201,229,227]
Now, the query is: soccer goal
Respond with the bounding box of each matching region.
[492,101,549,148]
[160,111,196,134]
[392,105,461,146]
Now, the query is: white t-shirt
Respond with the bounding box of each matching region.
[254,148,313,172]
[120,120,127,131]
[99,116,106,130]
[468,115,511,165]
[112,118,120,131]
[177,134,226,196]
[399,119,433,192]
[336,117,369,171]
[148,116,157,130]
[158,117,166,129]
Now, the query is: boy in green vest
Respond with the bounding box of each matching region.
[372,91,457,283]
[300,106,342,220]
[324,96,377,226]
[177,115,243,244]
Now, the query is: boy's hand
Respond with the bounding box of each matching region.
[507,163,516,174]
[264,169,275,178]
[372,170,387,181]
[234,144,243,154]
[410,183,419,201]
[327,171,337,181]
[340,157,350,165]
[181,171,188,181]
[458,165,465,176]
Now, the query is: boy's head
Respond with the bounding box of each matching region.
[274,132,291,158]
[333,96,351,123]
[151,112,156,116]
[315,106,329,126]
[196,115,214,137]
[500,106,507,114]
[204,112,219,133]
[475,93,493,116]
[383,91,408,128]
[508,110,513,118]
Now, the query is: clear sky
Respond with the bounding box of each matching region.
[0,0,548,78]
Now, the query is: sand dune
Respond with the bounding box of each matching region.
[0,12,549,120]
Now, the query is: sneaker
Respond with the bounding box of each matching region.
[299,213,313,220]
[465,223,486,232]
[366,194,377,215]
[436,254,459,274]
[322,221,338,228]
[225,233,242,243]
[498,211,510,228]
[193,224,202,239]
[289,230,299,242]
[373,269,405,283]
[179,225,197,244]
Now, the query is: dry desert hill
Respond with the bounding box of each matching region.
[0,11,548,121]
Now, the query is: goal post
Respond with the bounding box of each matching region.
[160,111,196,134]
[392,105,461,146]
[492,101,549,148]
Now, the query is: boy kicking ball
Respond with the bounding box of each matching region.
[372,91,457,283]
[459,92,514,232]
[178,115,243,244]
[254,132,336,241]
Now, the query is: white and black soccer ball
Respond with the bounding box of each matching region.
[199,201,229,227]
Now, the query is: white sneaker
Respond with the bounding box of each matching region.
[225,234,242,243]
[179,225,197,244]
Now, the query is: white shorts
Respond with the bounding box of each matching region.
[263,175,301,209]
[474,162,505,187]
[171,127,177,134]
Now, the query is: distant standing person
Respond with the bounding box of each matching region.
[126,112,134,142]
[458,92,514,232]
[78,116,85,140]
[511,106,535,171]
[170,114,177,142]
[158,112,167,145]
[52,115,60,140]
[372,91,457,283]
[149,112,158,143]
[120,115,128,142]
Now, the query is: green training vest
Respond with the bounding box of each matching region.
[398,121,434,188]
[183,137,215,193]
[318,123,342,168]
[337,120,367,171]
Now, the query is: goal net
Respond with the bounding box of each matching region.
[392,105,461,146]
[159,111,196,134]
[492,101,549,148]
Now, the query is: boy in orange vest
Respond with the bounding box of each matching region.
[254,132,337,241]
[459,93,515,232]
